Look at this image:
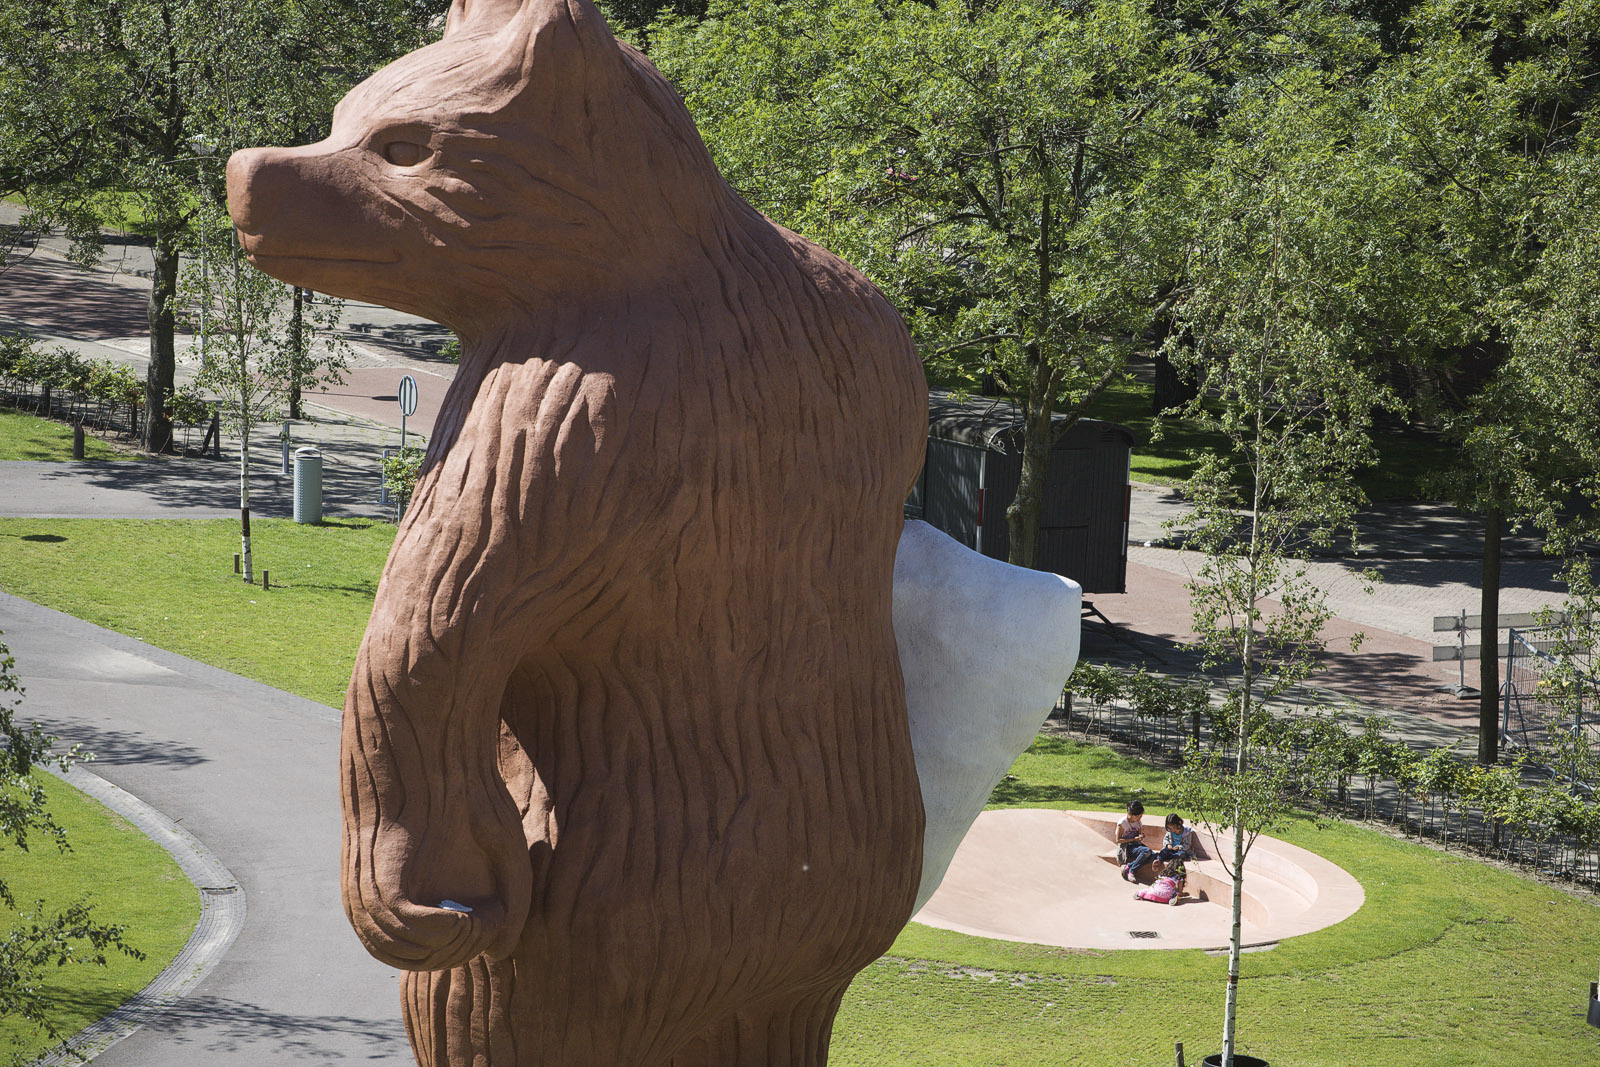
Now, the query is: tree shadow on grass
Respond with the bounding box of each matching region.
[987,780,1171,810]
[988,736,1175,809]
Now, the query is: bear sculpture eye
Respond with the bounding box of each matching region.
[383,141,430,167]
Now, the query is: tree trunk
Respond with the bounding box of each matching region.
[1152,349,1198,413]
[239,422,253,583]
[1222,817,1244,1067]
[1479,505,1502,765]
[289,286,304,420]
[143,229,179,453]
[1005,404,1054,569]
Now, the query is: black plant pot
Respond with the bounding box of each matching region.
[1201,1056,1269,1067]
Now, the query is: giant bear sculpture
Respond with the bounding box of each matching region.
[226,1,1081,1063]
[229,0,926,1062]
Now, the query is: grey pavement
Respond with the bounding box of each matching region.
[2,593,411,1066]
[0,409,414,522]
[1125,480,1569,646]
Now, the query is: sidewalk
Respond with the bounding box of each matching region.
[0,203,1586,1061]
[3,225,1568,741]
[1,229,456,519]
[1090,482,1570,749]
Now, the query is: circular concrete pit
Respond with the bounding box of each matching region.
[912,808,1365,951]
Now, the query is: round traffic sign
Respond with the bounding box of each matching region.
[397,374,418,417]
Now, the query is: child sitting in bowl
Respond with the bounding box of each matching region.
[1133,855,1186,906]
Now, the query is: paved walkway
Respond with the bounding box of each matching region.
[1,204,454,516]
[1087,481,1571,745]
[2,593,411,1066]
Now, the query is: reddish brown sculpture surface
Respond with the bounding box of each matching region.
[226,0,927,1063]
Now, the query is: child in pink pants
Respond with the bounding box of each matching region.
[1134,858,1185,905]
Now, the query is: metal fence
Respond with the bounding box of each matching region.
[1058,665,1600,887]
[1504,625,1600,792]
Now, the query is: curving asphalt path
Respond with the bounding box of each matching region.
[2,592,412,1066]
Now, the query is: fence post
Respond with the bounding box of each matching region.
[1502,628,1517,754]
[200,409,221,459]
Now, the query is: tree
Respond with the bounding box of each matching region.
[649,0,1201,567]
[1350,0,1600,763]
[1167,55,1389,1066]
[0,635,140,1061]
[0,0,444,451]
[595,0,704,35]
[183,207,349,580]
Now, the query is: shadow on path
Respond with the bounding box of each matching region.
[49,721,208,769]
[7,444,390,520]
[47,991,408,1061]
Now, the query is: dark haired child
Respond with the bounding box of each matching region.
[1117,800,1158,880]
[1158,813,1195,865]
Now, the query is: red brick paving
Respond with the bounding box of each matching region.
[1087,561,1484,733]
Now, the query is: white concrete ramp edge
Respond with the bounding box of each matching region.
[27,764,245,1067]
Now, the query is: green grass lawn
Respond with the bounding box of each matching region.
[837,735,1600,1066]
[1082,377,1228,487]
[5,190,194,237]
[0,517,395,708]
[0,408,139,462]
[0,772,198,1063]
[1,517,1597,1065]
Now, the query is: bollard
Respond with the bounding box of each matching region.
[378,447,394,505]
[234,553,241,574]
[293,446,323,524]
[72,420,84,460]
[262,569,269,590]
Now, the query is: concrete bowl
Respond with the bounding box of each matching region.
[911,808,1365,952]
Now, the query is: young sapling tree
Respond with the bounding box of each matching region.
[182,207,348,581]
[1166,73,1387,1066]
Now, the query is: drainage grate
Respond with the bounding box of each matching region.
[1128,930,1160,939]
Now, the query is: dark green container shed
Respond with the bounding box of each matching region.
[904,391,1134,594]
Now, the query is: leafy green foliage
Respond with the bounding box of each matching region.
[1159,40,1402,1058]
[0,772,194,1064]
[650,0,1207,564]
[380,445,426,515]
[0,640,69,911]
[182,206,351,577]
[0,0,447,447]
[183,215,351,442]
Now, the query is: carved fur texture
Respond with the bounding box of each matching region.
[226,1,927,1064]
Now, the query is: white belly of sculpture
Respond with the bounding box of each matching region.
[894,519,1083,911]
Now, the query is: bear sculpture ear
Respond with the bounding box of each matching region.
[445,0,614,41]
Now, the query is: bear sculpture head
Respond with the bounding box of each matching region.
[229,0,732,328]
